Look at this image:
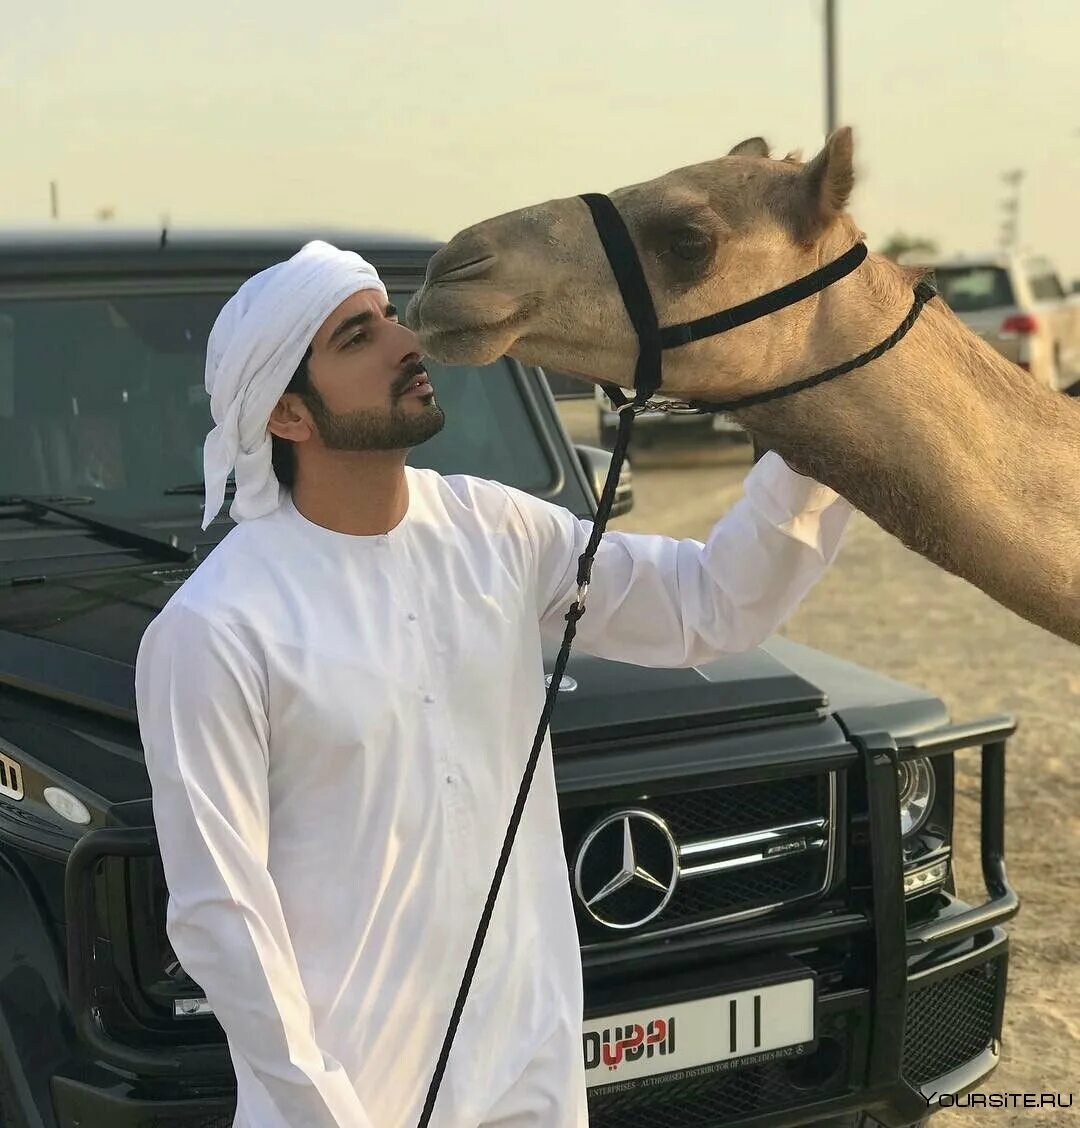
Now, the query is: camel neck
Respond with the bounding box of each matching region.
[742,265,1080,642]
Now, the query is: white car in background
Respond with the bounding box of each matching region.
[909,252,1080,393]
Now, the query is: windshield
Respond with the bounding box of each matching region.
[0,289,557,521]
[932,266,1015,313]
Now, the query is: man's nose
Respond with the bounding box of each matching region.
[394,318,422,354]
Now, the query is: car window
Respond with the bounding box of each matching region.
[0,288,557,519]
[932,267,1015,313]
[0,315,13,420]
[1029,273,1065,302]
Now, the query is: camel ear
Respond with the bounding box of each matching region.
[727,137,770,158]
[795,127,855,239]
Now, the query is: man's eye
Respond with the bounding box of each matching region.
[348,332,368,346]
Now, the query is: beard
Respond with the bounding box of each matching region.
[304,388,446,452]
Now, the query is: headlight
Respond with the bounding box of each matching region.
[897,757,936,836]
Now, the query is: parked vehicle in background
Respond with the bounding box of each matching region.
[594,382,748,449]
[542,367,594,400]
[908,252,1080,393]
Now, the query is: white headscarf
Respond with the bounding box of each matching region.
[201,239,388,530]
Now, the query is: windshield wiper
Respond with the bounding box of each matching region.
[0,494,195,562]
[0,493,96,506]
[163,481,236,496]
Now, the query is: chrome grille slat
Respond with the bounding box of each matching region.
[680,836,828,880]
[678,815,828,859]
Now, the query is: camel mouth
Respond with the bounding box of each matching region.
[408,284,532,366]
[415,322,515,366]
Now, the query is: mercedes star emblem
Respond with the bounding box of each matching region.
[573,809,679,930]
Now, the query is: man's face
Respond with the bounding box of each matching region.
[288,289,445,452]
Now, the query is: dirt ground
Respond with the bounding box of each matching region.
[557,399,1080,1125]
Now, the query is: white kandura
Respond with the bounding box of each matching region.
[135,453,852,1127]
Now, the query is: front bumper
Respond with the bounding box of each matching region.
[50,720,1018,1128]
[579,720,1018,1128]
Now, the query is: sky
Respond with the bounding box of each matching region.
[5,0,1080,279]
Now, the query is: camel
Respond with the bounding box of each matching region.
[408,128,1080,646]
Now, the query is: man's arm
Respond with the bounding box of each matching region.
[506,450,852,666]
[135,604,374,1128]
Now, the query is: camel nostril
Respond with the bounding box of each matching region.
[426,234,498,283]
[430,254,496,284]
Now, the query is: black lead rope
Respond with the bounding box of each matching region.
[418,193,935,1126]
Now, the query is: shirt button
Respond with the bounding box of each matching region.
[423,694,435,704]
[407,612,417,622]
[445,774,455,785]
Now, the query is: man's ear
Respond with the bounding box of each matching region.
[267,394,313,442]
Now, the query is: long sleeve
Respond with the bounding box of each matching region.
[134,604,374,1128]
[507,451,852,666]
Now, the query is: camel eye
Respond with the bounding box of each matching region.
[670,228,711,261]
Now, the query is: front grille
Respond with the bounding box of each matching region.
[563,773,835,945]
[662,854,818,922]
[588,1012,850,1127]
[902,959,1003,1085]
[131,1113,233,1128]
[645,775,821,839]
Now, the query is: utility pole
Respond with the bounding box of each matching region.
[1000,169,1024,255]
[49,181,59,220]
[824,0,838,135]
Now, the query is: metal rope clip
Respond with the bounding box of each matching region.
[645,399,705,416]
[574,578,590,611]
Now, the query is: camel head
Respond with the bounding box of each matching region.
[409,128,866,403]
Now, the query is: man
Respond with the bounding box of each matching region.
[135,240,853,1128]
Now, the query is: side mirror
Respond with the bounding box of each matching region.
[574,444,634,519]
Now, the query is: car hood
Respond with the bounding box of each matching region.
[0,567,829,729]
[0,569,948,822]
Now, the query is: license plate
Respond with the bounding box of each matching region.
[582,978,814,1090]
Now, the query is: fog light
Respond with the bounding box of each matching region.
[43,786,91,825]
[904,857,950,897]
[897,758,935,836]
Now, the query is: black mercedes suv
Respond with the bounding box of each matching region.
[0,229,1018,1128]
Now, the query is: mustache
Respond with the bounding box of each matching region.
[392,360,430,397]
